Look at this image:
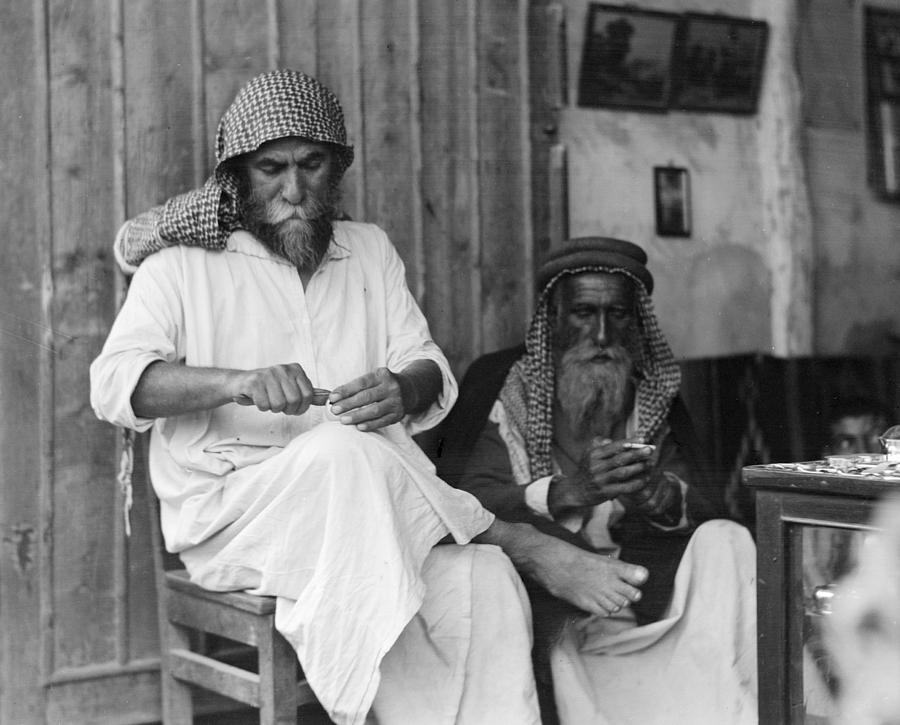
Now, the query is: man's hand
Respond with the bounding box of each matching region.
[620,469,681,519]
[329,367,405,431]
[548,439,655,518]
[230,362,317,415]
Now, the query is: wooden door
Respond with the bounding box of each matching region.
[0,1,557,721]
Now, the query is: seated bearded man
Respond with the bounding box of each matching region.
[435,237,759,725]
[92,69,642,725]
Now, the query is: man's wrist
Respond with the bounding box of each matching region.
[394,359,442,415]
[393,371,419,412]
[548,473,584,519]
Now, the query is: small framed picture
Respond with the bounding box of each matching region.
[670,13,769,114]
[654,167,691,237]
[577,4,681,111]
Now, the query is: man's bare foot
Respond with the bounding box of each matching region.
[476,520,648,616]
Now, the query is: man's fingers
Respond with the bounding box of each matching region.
[231,363,315,415]
[588,476,648,500]
[336,401,403,430]
[264,377,289,412]
[330,373,377,406]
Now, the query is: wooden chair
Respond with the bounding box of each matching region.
[146,459,320,724]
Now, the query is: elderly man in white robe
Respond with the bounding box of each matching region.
[90,70,651,725]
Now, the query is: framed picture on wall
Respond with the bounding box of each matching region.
[670,13,769,114]
[577,4,680,111]
[864,7,900,200]
[654,166,691,237]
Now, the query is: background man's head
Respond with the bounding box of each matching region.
[216,69,354,269]
[512,237,678,475]
[537,237,653,436]
[549,270,639,435]
[824,397,892,455]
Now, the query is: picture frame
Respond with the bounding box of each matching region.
[577,4,681,111]
[864,7,900,200]
[654,166,691,237]
[670,12,769,114]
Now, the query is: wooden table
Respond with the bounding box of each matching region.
[743,464,900,724]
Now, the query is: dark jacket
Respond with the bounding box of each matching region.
[427,344,729,624]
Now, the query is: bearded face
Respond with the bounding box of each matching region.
[550,272,642,438]
[236,136,344,272]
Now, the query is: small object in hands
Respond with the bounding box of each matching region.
[310,388,331,406]
[622,442,656,452]
[234,387,332,407]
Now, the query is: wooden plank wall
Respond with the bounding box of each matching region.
[0,0,545,722]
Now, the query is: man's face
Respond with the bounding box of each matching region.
[239,136,342,269]
[826,414,888,455]
[552,272,638,356]
[551,272,640,434]
[244,136,338,208]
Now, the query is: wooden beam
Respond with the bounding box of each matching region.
[36,0,55,691]
[408,0,425,300]
[191,0,207,184]
[109,0,132,669]
[170,649,262,707]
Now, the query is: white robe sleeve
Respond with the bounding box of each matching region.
[376,228,458,435]
[90,252,184,431]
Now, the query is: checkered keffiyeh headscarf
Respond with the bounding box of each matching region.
[498,239,681,482]
[115,69,354,270]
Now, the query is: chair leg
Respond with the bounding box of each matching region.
[258,621,299,724]
[161,621,194,725]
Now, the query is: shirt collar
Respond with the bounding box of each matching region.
[226,225,352,265]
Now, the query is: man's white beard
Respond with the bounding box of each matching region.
[242,187,340,271]
[555,338,635,439]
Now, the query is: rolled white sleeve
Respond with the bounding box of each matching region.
[524,475,555,519]
[90,254,182,431]
[378,228,457,434]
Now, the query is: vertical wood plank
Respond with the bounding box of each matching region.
[527,1,565,271]
[122,0,196,662]
[477,0,529,352]
[316,0,364,221]
[109,0,129,667]
[266,0,280,69]
[277,0,318,75]
[48,0,117,670]
[191,0,207,184]
[203,0,270,174]
[124,1,195,210]
[517,0,534,319]
[417,0,481,375]
[359,0,414,268]
[37,0,57,701]
[465,0,482,363]
[0,0,48,720]
[548,144,569,247]
[407,0,425,300]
